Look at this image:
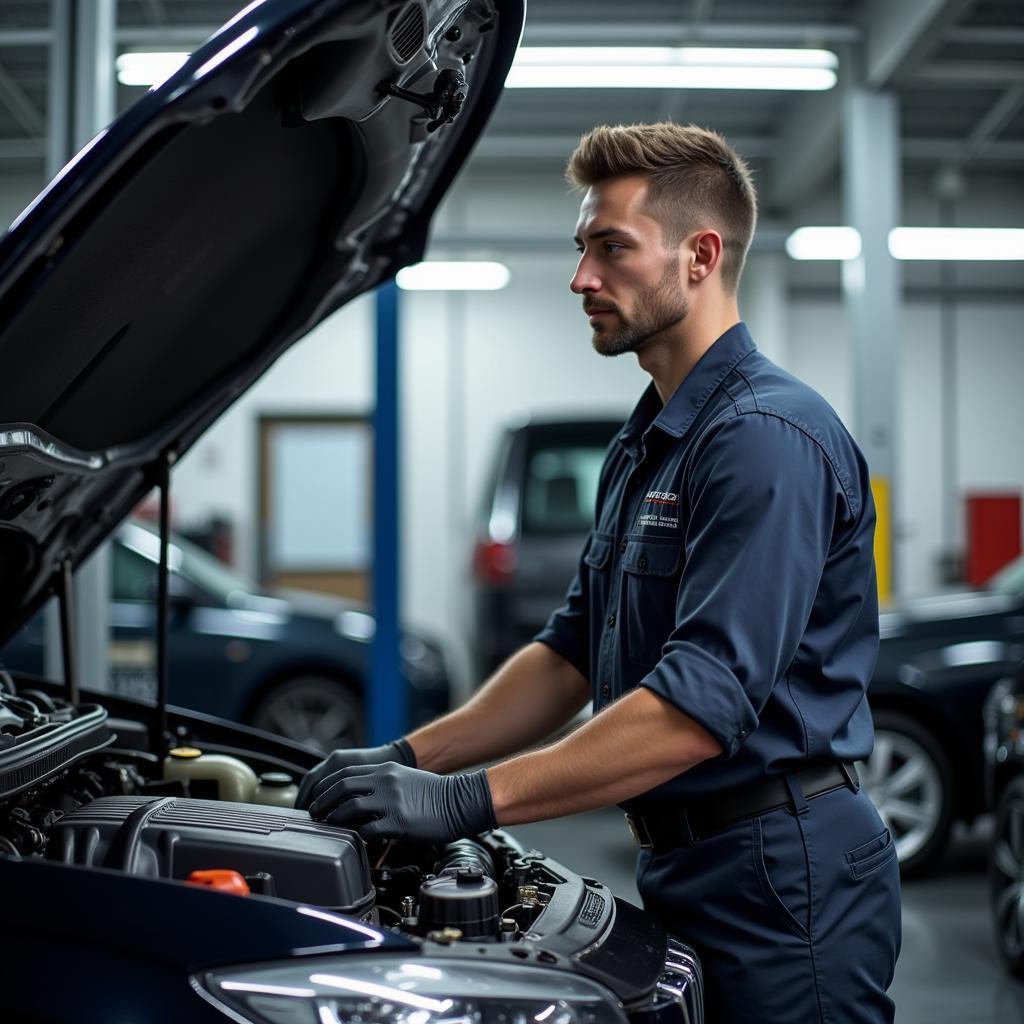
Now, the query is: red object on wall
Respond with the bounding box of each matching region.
[966,493,1022,587]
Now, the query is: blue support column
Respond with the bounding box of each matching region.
[371,280,407,744]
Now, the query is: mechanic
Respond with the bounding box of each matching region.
[299,122,902,1023]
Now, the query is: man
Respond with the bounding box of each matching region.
[299,122,901,1023]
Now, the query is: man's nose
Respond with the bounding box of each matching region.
[570,258,601,294]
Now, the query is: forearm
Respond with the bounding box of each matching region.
[406,641,590,774]
[486,686,723,824]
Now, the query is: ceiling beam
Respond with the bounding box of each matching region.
[904,61,1024,86]
[945,26,1024,45]
[139,0,168,24]
[767,88,840,213]
[861,0,976,86]
[470,134,777,162]
[523,21,862,45]
[0,59,44,136]
[0,138,45,159]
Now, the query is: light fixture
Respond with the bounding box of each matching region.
[395,261,510,290]
[506,46,838,90]
[888,227,1024,261]
[115,51,189,87]
[785,226,862,261]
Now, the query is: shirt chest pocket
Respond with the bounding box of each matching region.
[622,537,684,666]
[583,532,614,615]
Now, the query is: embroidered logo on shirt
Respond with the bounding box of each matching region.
[638,490,680,529]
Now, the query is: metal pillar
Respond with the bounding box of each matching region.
[371,281,407,743]
[841,86,902,602]
[42,0,116,689]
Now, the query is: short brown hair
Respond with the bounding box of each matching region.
[566,122,757,291]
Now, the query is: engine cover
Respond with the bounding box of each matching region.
[48,795,373,914]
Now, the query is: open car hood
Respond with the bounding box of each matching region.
[0,0,522,643]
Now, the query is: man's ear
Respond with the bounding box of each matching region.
[688,229,724,283]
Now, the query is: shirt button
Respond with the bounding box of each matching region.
[601,685,610,697]
[619,541,627,554]
[738,729,749,739]
[607,613,617,628]
[638,556,648,571]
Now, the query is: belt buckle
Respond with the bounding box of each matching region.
[625,813,653,850]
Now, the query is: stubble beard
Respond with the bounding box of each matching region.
[590,257,689,358]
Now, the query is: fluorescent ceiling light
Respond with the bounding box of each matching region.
[506,46,837,90]
[785,226,861,261]
[888,227,1024,261]
[116,51,189,87]
[395,261,510,291]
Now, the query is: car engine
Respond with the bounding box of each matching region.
[0,678,703,1022]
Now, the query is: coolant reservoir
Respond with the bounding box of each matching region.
[252,771,299,808]
[163,746,259,802]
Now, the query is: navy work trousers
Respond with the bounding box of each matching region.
[638,782,901,1023]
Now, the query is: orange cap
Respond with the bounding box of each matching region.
[186,869,251,896]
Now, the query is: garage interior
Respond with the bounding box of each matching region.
[0,1,1023,1021]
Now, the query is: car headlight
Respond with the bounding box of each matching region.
[194,955,628,1024]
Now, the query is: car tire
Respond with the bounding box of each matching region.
[991,775,1024,977]
[857,708,955,877]
[251,676,365,753]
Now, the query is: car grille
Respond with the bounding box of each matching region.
[650,938,704,1024]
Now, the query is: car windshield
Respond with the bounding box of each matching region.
[119,520,257,601]
[522,443,607,535]
[989,555,1024,596]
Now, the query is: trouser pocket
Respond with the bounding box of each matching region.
[751,813,811,941]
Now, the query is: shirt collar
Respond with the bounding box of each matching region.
[617,321,756,457]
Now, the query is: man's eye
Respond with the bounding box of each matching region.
[604,242,623,254]
[575,245,584,254]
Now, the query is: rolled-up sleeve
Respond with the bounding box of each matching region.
[641,412,847,758]
[534,533,593,679]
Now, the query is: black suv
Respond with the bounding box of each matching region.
[472,417,623,674]
[0,2,703,1021]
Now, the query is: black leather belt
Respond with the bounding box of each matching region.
[625,761,859,850]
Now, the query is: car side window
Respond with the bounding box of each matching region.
[111,542,157,602]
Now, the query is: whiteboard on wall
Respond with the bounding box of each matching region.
[268,421,371,570]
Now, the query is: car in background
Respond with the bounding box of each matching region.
[0,520,450,752]
[471,416,1024,876]
[866,558,1024,874]
[472,416,623,674]
[983,660,1024,976]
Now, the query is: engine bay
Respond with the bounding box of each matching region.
[1,676,617,945]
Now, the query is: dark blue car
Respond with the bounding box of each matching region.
[0,519,450,751]
[0,0,703,1020]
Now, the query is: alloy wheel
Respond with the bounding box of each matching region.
[857,726,945,866]
[993,781,1024,964]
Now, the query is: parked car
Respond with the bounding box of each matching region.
[0,1,703,1021]
[0,519,451,752]
[472,416,623,673]
[983,660,1024,976]
[473,419,1024,875]
[866,560,1024,874]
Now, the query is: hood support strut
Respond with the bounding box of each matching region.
[152,449,175,756]
[58,561,78,706]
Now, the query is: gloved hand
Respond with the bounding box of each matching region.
[295,738,415,810]
[308,762,497,844]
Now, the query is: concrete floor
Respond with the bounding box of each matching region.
[510,810,1024,1023]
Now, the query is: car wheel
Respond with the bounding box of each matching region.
[857,708,954,876]
[991,775,1024,977]
[251,676,364,753]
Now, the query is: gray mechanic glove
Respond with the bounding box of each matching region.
[308,762,497,844]
[295,738,415,810]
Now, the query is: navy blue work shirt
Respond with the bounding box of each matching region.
[535,322,879,810]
